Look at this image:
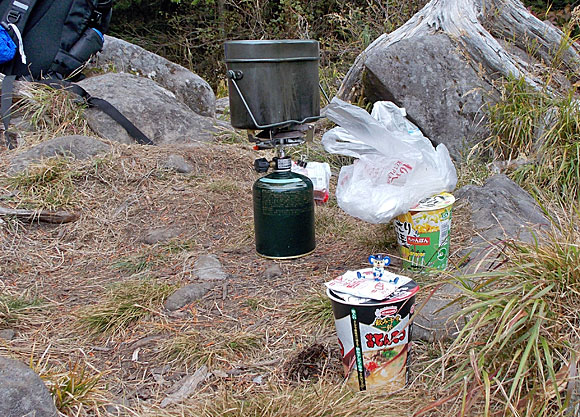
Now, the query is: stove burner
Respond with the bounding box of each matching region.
[248,123,315,150]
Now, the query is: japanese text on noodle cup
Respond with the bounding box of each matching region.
[394,192,455,271]
[326,280,419,391]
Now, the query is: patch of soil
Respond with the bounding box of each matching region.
[283,343,336,382]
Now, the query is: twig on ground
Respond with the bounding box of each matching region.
[0,206,79,223]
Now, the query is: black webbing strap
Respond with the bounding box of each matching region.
[39,79,155,146]
[2,0,38,42]
[86,96,154,145]
[1,75,17,148]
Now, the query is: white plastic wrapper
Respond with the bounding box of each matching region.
[291,160,331,203]
[325,268,412,301]
[322,98,457,223]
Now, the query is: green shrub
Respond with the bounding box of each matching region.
[486,75,580,201]
[109,0,427,90]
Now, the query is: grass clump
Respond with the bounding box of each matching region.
[162,238,199,254]
[485,9,580,202]
[42,360,104,417]
[204,178,241,193]
[160,329,260,367]
[18,83,90,141]
[214,128,247,145]
[111,255,153,274]
[486,75,580,201]
[435,220,580,415]
[486,75,546,160]
[290,290,334,330]
[5,158,81,210]
[0,294,43,326]
[80,279,175,336]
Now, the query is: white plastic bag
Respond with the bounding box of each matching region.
[322,98,457,223]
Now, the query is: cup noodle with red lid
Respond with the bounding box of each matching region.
[326,278,419,391]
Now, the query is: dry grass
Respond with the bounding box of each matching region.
[197,381,424,417]
[15,83,92,147]
[1,109,559,417]
[289,289,335,330]
[159,328,261,368]
[4,157,82,209]
[42,359,106,416]
[0,291,45,327]
[79,278,177,337]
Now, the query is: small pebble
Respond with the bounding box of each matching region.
[0,329,15,341]
[264,264,282,279]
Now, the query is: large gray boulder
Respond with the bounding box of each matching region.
[77,73,219,145]
[362,33,489,158]
[454,174,552,274]
[338,0,580,159]
[455,174,550,245]
[0,355,58,417]
[91,35,215,117]
[8,135,110,174]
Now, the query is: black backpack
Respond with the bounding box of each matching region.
[0,0,153,148]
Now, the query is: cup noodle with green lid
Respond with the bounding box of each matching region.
[394,192,455,271]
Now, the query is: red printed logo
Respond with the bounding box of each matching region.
[375,306,398,318]
[365,329,406,348]
[387,161,413,184]
[407,236,430,245]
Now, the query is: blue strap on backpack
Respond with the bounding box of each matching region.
[0,25,16,64]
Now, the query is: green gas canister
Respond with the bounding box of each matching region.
[253,156,315,259]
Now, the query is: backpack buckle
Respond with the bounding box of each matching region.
[89,10,102,26]
[6,11,20,24]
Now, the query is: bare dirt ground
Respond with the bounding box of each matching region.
[0,138,472,416]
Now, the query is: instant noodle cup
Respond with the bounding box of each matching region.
[394,192,455,271]
[327,279,418,391]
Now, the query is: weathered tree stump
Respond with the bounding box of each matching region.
[338,0,580,157]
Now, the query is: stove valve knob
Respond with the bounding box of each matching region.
[254,158,270,173]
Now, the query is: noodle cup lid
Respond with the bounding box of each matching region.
[410,192,455,212]
[327,280,419,306]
